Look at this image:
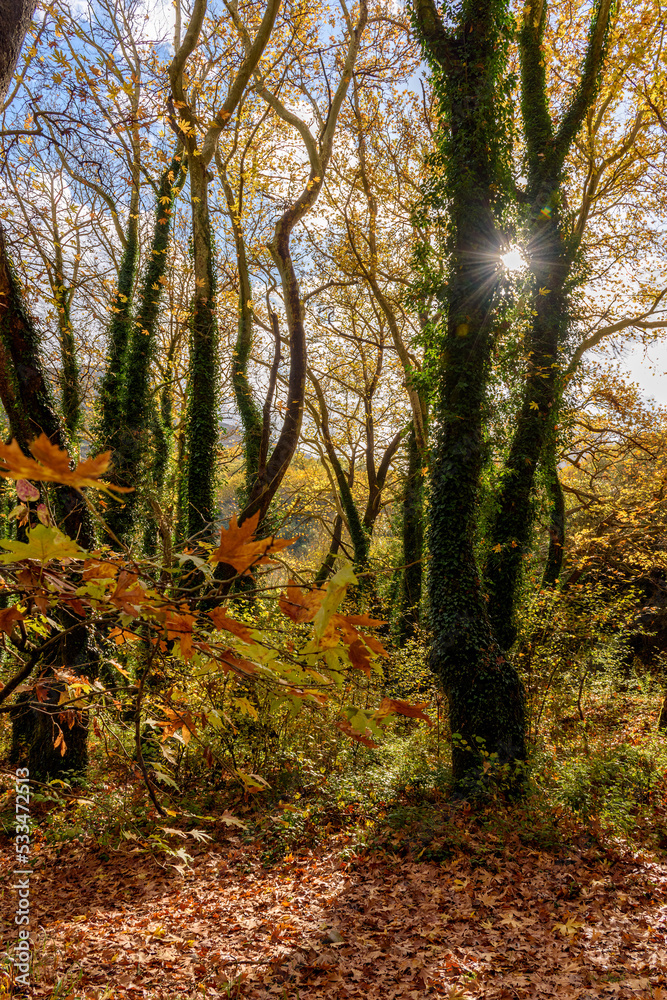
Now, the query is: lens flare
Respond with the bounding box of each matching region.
[500,249,526,273]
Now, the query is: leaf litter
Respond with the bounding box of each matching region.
[1,825,667,999]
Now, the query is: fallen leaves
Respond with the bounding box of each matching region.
[1,833,666,999]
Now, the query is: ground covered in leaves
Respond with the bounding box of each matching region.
[2,814,667,999]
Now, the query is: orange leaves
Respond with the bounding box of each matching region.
[0,607,25,635]
[0,434,133,495]
[207,606,254,642]
[279,580,325,623]
[109,571,146,616]
[376,698,433,725]
[155,704,198,744]
[109,625,141,645]
[163,607,196,661]
[335,716,379,747]
[209,512,294,575]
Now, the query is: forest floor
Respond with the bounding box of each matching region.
[1,806,667,999]
[1,691,667,999]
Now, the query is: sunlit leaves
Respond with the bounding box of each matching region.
[0,434,132,495]
[209,512,295,575]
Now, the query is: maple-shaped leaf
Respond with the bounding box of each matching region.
[0,525,87,564]
[81,558,118,581]
[0,435,133,495]
[346,638,372,676]
[109,571,146,615]
[208,605,254,642]
[108,625,141,645]
[209,512,295,575]
[313,563,357,641]
[279,580,326,623]
[0,607,25,634]
[156,705,198,744]
[330,612,389,659]
[375,697,433,725]
[163,607,196,661]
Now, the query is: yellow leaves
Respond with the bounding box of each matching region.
[538,287,551,295]
[209,512,295,575]
[529,401,539,410]
[492,543,503,553]
[0,525,87,564]
[0,434,133,495]
[554,916,584,936]
[195,277,205,287]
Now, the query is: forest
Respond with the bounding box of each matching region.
[1,0,667,995]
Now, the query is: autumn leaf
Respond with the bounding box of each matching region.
[109,571,147,616]
[335,716,378,747]
[279,580,326,623]
[209,512,295,575]
[0,525,87,564]
[375,697,433,725]
[0,434,133,495]
[81,558,119,581]
[16,479,39,502]
[163,607,196,660]
[0,607,25,634]
[207,605,254,642]
[108,625,141,645]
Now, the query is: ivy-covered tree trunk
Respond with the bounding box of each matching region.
[52,238,81,440]
[315,514,344,584]
[180,155,220,539]
[484,0,614,649]
[95,213,139,457]
[106,149,186,542]
[413,0,526,791]
[218,161,263,502]
[541,443,565,588]
[0,0,98,782]
[397,423,424,642]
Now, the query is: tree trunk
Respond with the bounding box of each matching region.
[541,444,565,588]
[413,0,527,793]
[181,156,219,539]
[397,423,424,643]
[0,0,36,103]
[106,149,186,542]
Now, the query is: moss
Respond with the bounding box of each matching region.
[106,152,186,543]
[411,0,526,790]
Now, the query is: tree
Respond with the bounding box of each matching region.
[412,0,615,791]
